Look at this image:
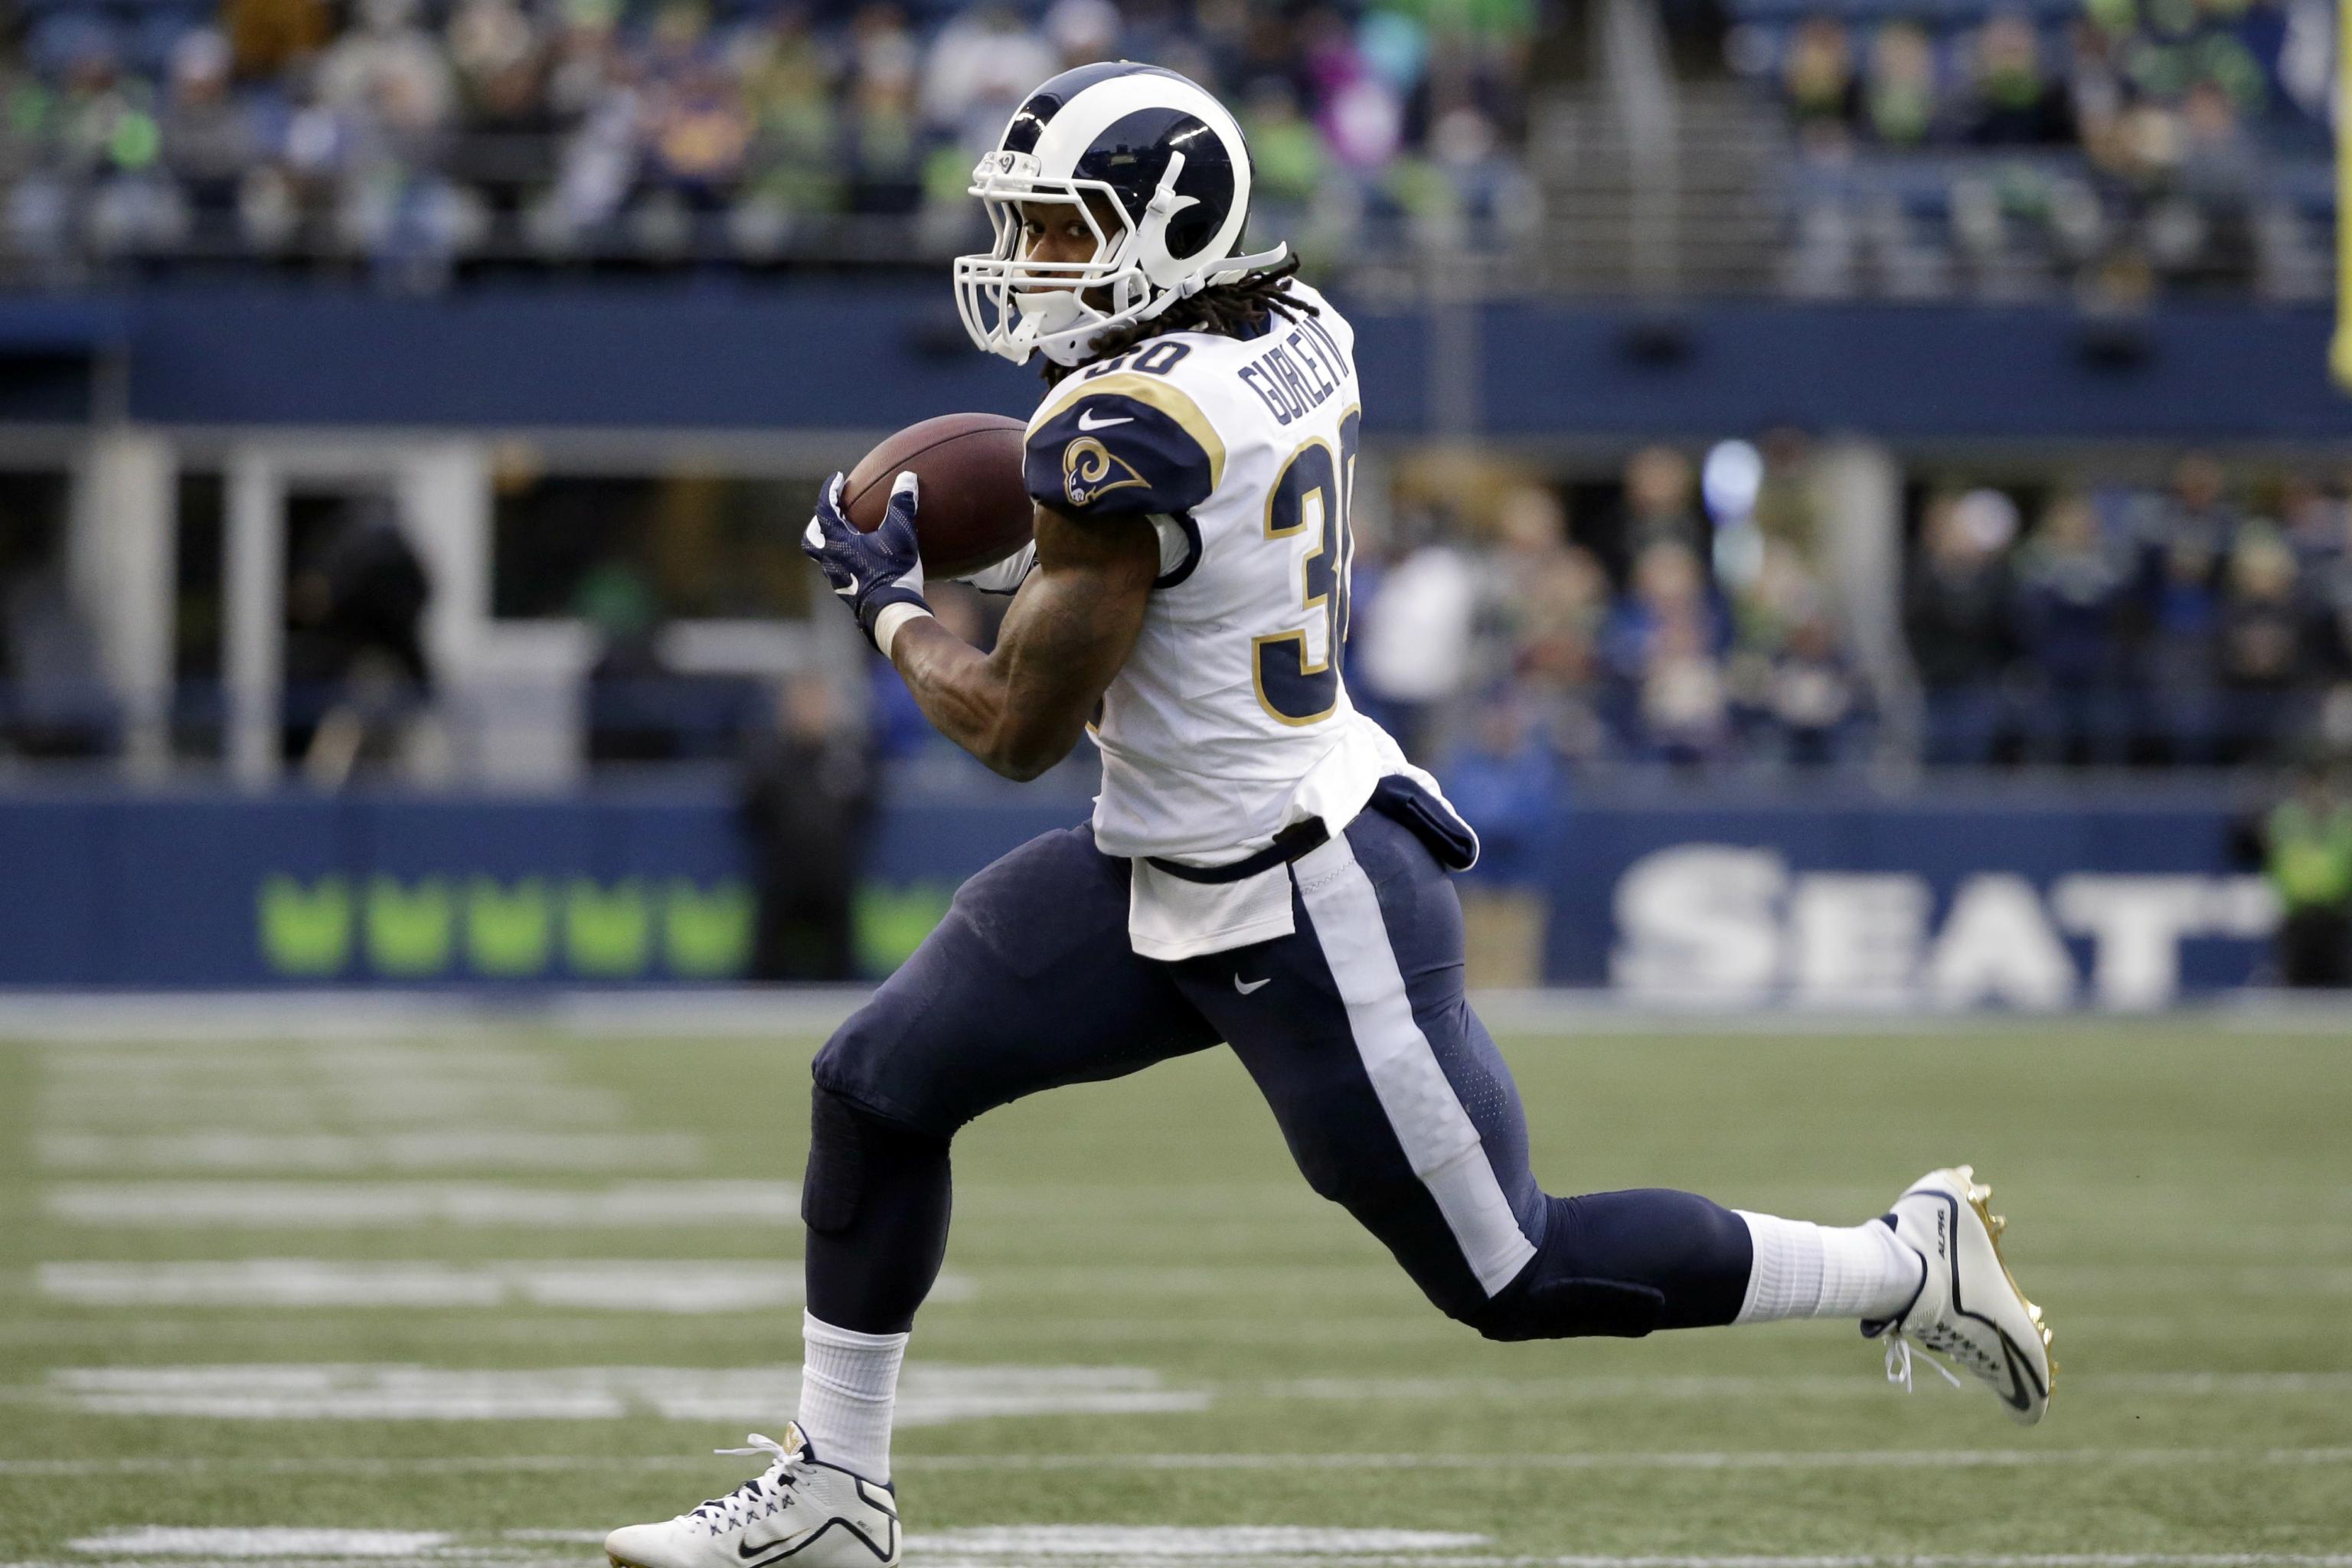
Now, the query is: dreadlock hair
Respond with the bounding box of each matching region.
[1042,255,1314,384]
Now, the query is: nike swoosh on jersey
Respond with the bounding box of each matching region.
[1076,409,1135,431]
[1233,975,1271,995]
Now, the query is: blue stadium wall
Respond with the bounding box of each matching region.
[4,286,2347,439]
[0,787,2275,1004]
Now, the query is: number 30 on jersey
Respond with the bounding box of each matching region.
[1252,408,1362,727]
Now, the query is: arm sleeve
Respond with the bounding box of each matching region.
[1024,380,1221,521]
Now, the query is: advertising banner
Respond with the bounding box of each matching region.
[0,788,2278,1003]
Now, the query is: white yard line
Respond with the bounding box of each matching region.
[44,1181,800,1228]
[66,1532,451,1558]
[26,1363,2347,1423]
[40,1362,1197,1423]
[35,1260,963,1313]
[902,1447,2352,1473]
[0,988,867,1042]
[14,1558,2352,1568]
[31,1086,628,1129]
[1243,1372,2352,1400]
[4,1449,2348,1478]
[26,1530,2352,1568]
[910,1527,1490,1557]
[34,1131,704,1174]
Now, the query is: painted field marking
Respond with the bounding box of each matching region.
[910,1526,1490,1556]
[35,1531,2352,1568]
[44,1181,800,1228]
[35,1260,972,1313]
[65,1531,450,1558]
[34,1131,704,1174]
[31,1086,629,1131]
[5,1449,2349,1479]
[41,1362,1198,1423]
[1246,1371,2352,1400]
[899,1447,2352,1472]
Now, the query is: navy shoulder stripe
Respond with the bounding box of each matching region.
[1027,387,1217,519]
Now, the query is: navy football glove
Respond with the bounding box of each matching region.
[801,471,930,652]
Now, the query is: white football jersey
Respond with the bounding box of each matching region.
[1021,282,1435,869]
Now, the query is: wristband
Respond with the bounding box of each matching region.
[874,602,936,659]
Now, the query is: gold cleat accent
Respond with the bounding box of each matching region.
[1960,1165,2058,1397]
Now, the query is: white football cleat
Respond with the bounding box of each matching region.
[605,1425,900,1568]
[1863,1165,2056,1426]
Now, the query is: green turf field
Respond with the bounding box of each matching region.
[2,1019,2347,1566]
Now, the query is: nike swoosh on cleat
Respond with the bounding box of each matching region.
[1233,975,1271,995]
[1076,410,1134,431]
[737,1531,818,1564]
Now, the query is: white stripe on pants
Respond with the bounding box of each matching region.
[1292,834,1537,1297]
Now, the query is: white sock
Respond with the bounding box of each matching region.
[796,1312,907,1481]
[1732,1211,1920,1324]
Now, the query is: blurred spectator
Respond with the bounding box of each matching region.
[284,508,441,785]
[2259,761,2352,986]
[2141,452,2240,567]
[1619,446,1707,566]
[1607,541,1730,764]
[580,564,679,763]
[162,32,261,224]
[1906,490,2019,765]
[1765,609,1860,765]
[1441,690,1559,887]
[1962,13,2075,147]
[2213,528,2311,763]
[1485,485,1610,760]
[740,672,877,982]
[1355,523,1480,761]
[920,5,1054,152]
[1439,690,1557,987]
[2140,533,2223,763]
[1861,21,1939,149]
[2013,493,2130,765]
[1782,16,1860,154]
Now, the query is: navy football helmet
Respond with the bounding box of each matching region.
[954,63,1287,368]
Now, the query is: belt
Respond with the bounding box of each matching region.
[1143,818,1331,886]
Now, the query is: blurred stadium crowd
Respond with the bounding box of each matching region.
[1743,0,2336,299]
[8,443,2352,778]
[861,444,2352,782]
[1906,459,2352,767]
[0,0,1537,279]
[1376,450,2352,776]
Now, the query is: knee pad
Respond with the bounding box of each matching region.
[800,1085,869,1236]
[1461,1200,1668,1341]
[1466,1275,1664,1341]
[801,1084,952,1237]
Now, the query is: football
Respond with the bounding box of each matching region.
[843,411,1035,580]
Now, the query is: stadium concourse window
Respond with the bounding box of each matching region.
[492,463,815,763]
[1901,460,2352,769]
[0,469,113,762]
[1351,435,1866,782]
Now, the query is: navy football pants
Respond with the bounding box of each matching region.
[802,807,1753,1340]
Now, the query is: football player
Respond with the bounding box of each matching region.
[605,64,2053,1568]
